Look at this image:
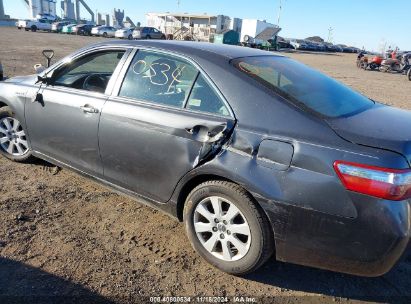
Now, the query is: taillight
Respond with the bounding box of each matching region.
[334,161,411,201]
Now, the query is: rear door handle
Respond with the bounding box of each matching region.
[80,105,99,114]
[185,124,228,143]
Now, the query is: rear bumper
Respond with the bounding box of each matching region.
[261,193,411,277]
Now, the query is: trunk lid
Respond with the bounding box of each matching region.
[326,104,411,164]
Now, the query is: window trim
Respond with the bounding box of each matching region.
[112,47,235,119]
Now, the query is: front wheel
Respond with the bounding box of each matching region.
[184,181,274,275]
[0,106,33,162]
[103,32,108,38]
[408,68,411,81]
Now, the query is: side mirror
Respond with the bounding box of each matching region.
[36,71,54,85]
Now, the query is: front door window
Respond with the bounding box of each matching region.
[52,51,125,94]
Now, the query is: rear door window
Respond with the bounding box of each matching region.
[119,50,198,108]
[186,74,230,117]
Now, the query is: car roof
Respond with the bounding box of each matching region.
[87,40,282,61]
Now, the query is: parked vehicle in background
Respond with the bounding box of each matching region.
[16,20,29,30]
[311,42,326,52]
[16,19,52,32]
[277,40,294,50]
[132,27,166,40]
[336,44,350,52]
[91,26,117,38]
[52,21,71,33]
[364,56,384,70]
[74,24,94,36]
[304,41,318,51]
[62,24,78,34]
[115,28,135,40]
[288,39,309,50]
[380,57,402,73]
[324,43,337,52]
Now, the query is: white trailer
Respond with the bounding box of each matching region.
[240,19,278,43]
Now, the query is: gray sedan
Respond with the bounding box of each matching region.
[0,41,410,276]
[91,26,117,38]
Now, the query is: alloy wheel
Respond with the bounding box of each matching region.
[193,196,251,262]
[0,117,29,156]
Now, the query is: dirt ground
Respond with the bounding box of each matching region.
[0,27,411,304]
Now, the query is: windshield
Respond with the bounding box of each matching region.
[232,56,374,118]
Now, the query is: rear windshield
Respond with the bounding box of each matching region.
[232,56,374,118]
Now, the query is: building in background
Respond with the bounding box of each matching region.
[60,0,75,20]
[146,12,233,42]
[0,0,6,19]
[146,13,280,44]
[27,0,57,19]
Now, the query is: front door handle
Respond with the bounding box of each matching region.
[80,105,99,114]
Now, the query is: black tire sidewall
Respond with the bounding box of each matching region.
[0,106,32,162]
[184,183,267,275]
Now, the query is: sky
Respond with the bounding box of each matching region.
[3,0,410,51]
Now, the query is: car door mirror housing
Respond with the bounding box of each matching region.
[36,71,54,85]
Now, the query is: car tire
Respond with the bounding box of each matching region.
[0,106,33,163]
[161,35,166,40]
[408,69,411,81]
[128,34,133,40]
[183,180,274,275]
[31,26,37,32]
[146,35,151,39]
[103,32,108,38]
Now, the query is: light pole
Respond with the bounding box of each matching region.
[277,0,282,26]
[327,27,334,43]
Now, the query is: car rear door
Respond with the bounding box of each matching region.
[99,48,235,203]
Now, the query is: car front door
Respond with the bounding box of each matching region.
[25,47,130,176]
[99,49,235,202]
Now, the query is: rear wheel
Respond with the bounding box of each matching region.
[0,106,33,162]
[184,181,274,275]
[408,68,411,81]
[128,34,133,40]
[146,35,151,39]
[103,32,108,38]
[31,25,37,32]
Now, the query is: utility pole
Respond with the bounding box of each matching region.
[327,27,334,43]
[177,0,181,9]
[277,0,282,26]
